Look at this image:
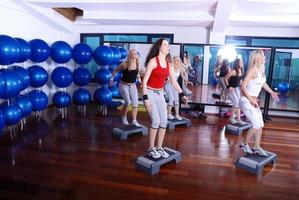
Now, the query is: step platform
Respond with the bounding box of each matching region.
[167,118,191,130]
[216,101,232,106]
[136,147,182,175]
[235,151,277,176]
[226,122,252,135]
[112,125,148,140]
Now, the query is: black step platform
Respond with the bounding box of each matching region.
[226,122,252,135]
[112,125,148,140]
[236,151,277,177]
[136,147,182,175]
[167,118,191,130]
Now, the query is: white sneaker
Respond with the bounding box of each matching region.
[168,114,175,120]
[175,115,183,120]
[252,147,268,157]
[236,119,246,126]
[132,120,142,127]
[157,147,169,158]
[122,116,129,125]
[229,117,237,124]
[147,147,161,159]
[239,143,253,154]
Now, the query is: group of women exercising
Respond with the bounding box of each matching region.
[111,38,279,159]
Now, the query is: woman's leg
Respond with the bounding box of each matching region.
[156,91,169,158]
[129,85,140,125]
[254,128,262,148]
[229,107,237,124]
[172,85,181,119]
[252,128,267,156]
[219,77,226,101]
[243,128,257,144]
[119,83,130,124]
[228,88,238,123]
[156,91,168,149]
[165,83,174,119]
[239,96,260,154]
[147,90,161,158]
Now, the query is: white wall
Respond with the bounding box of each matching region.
[77,24,208,44]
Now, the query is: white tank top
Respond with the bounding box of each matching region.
[173,68,180,80]
[246,67,266,97]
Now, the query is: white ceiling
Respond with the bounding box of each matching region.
[22,0,299,31]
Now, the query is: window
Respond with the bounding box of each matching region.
[226,36,299,48]
[104,35,147,42]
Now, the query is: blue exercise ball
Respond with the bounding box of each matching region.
[50,41,72,64]
[0,69,23,99]
[2,103,22,126]
[119,48,127,60]
[93,45,113,65]
[73,88,91,105]
[0,109,5,134]
[51,67,72,88]
[29,39,50,63]
[277,82,289,94]
[15,38,31,63]
[53,91,71,108]
[109,64,118,72]
[111,47,121,64]
[94,87,112,105]
[72,43,93,64]
[95,68,111,85]
[0,72,6,97]
[113,71,121,82]
[73,67,91,87]
[27,90,48,111]
[109,85,120,97]
[27,65,48,88]
[16,94,33,117]
[0,35,20,65]
[11,66,30,90]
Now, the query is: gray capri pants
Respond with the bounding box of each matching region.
[218,77,227,91]
[165,82,179,106]
[239,96,264,129]
[119,82,139,107]
[147,88,168,129]
[228,87,241,108]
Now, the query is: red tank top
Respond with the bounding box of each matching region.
[147,56,169,89]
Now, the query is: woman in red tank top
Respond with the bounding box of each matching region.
[142,38,188,159]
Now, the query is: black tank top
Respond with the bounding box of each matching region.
[121,67,138,83]
[228,75,242,88]
[219,65,229,77]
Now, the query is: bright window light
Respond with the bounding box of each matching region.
[217,45,237,62]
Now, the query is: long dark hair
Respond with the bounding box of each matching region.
[145,38,165,67]
[233,58,243,76]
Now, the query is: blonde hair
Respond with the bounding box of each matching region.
[173,56,183,65]
[124,49,139,69]
[248,49,264,71]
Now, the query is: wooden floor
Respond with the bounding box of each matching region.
[0,105,299,200]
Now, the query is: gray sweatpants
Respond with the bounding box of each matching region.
[165,82,179,106]
[119,82,139,107]
[147,89,168,129]
[228,87,241,108]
